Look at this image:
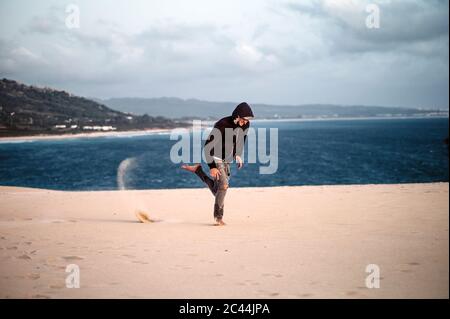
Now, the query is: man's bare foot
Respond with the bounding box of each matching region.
[214,218,226,226]
[181,164,201,173]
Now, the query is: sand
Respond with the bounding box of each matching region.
[0,183,448,299]
[0,128,173,143]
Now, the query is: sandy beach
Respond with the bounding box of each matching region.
[0,128,175,143]
[0,183,448,299]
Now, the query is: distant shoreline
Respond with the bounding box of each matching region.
[251,114,449,122]
[0,115,448,142]
[0,128,175,143]
[201,114,449,125]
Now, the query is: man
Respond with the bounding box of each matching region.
[181,102,254,226]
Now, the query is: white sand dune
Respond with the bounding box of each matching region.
[0,183,448,299]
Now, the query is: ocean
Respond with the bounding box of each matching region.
[0,118,448,191]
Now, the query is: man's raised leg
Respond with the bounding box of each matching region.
[181,164,216,195]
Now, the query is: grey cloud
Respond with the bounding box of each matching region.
[20,5,66,35]
[286,0,449,56]
[2,8,246,92]
[0,1,447,108]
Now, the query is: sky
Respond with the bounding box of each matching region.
[0,0,448,109]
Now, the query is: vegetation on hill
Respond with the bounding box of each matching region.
[0,79,185,137]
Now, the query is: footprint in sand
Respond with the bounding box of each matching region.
[45,265,66,270]
[407,262,420,266]
[27,273,40,280]
[49,284,65,289]
[62,255,84,261]
[131,260,148,265]
[7,246,18,250]
[262,273,283,278]
[17,254,32,260]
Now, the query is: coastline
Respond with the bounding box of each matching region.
[249,114,450,123]
[0,182,448,298]
[0,128,174,143]
[1,115,448,143]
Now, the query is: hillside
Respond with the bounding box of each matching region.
[0,79,183,137]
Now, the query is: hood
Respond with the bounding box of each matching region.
[232,102,254,120]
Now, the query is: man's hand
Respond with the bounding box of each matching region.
[210,168,221,180]
[235,155,243,169]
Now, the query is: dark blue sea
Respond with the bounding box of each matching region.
[0,118,448,190]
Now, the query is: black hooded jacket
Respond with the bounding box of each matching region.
[204,102,254,169]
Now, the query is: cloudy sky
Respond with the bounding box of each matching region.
[0,0,448,108]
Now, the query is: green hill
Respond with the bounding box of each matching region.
[0,79,183,137]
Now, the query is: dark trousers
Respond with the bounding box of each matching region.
[195,160,230,219]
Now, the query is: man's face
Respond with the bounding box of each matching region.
[237,117,249,127]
